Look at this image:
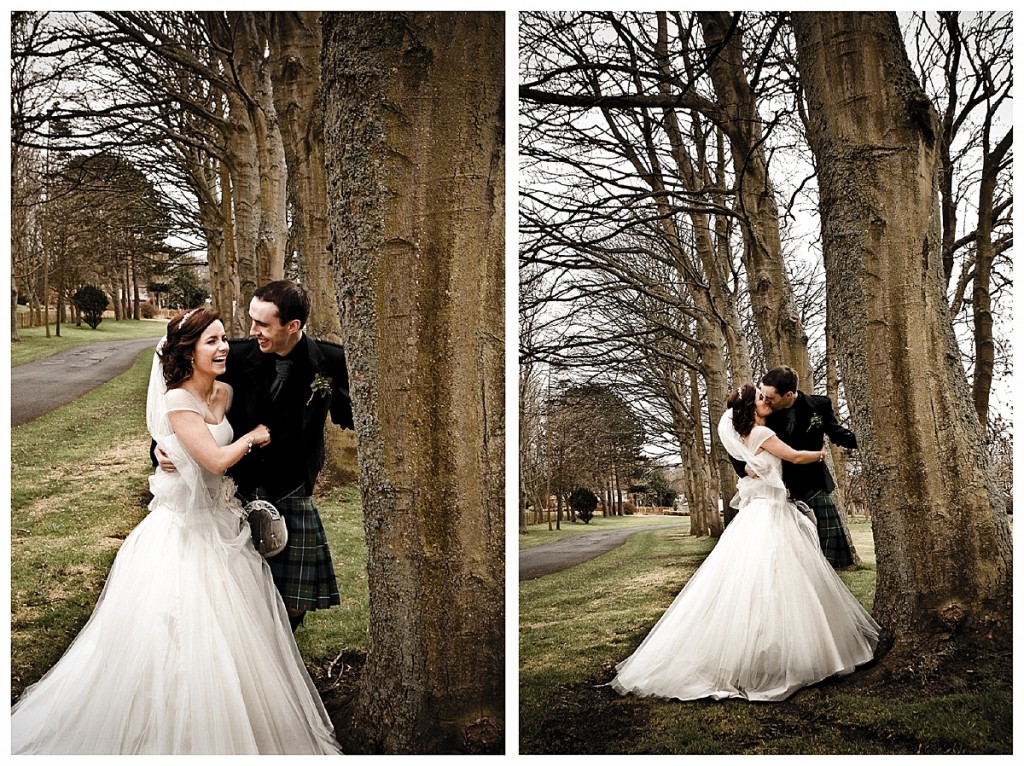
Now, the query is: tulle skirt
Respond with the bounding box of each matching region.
[610,497,879,702]
[11,499,341,754]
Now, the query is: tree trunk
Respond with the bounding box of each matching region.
[970,129,1010,426]
[697,11,813,385]
[682,435,709,537]
[110,280,121,320]
[792,11,1012,665]
[130,253,141,320]
[269,11,356,487]
[825,314,861,565]
[269,11,337,337]
[230,12,288,286]
[689,354,723,536]
[11,279,20,342]
[206,11,289,331]
[200,180,234,326]
[322,11,504,754]
[217,161,242,333]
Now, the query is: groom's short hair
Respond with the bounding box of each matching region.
[254,280,310,328]
[762,365,798,394]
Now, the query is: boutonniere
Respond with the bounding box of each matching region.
[307,373,333,405]
[807,413,823,432]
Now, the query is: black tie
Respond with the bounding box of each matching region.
[785,407,797,435]
[270,359,294,401]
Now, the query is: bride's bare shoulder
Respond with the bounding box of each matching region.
[749,425,778,453]
[212,381,234,412]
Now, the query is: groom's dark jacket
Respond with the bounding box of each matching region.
[221,335,354,501]
[731,390,856,500]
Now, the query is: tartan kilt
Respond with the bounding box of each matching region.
[266,495,340,612]
[801,491,854,569]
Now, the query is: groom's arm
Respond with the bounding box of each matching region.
[319,341,355,430]
[151,440,178,473]
[729,455,759,478]
[814,396,857,449]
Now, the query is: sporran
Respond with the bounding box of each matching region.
[244,498,288,558]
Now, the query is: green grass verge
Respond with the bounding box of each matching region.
[10,318,169,366]
[519,517,1010,754]
[10,352,369,701]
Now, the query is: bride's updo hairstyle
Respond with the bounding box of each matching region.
[726,383,757,437]
[160,307,221,389]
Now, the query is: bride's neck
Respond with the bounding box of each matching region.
[183,372,216,402]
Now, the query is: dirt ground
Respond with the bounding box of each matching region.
[519,645,1012,755]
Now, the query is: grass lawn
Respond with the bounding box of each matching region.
[9,352,369,704]
[10,317,169,366]
[519,517,1011,754]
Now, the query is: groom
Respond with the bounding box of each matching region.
[733,365,858,569]
[221,280,354,630]
[157,280,354,630]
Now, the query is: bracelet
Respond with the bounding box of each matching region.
[244,435,254,454]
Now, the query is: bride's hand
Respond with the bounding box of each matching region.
[249,425,271,448]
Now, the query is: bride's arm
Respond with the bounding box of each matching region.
[759,434,826,465]
[166,409,270,475]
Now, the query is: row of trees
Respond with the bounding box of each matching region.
[519,381,669,528]
[10,17,211,337]
[12,11,505,753]
[519,11,1010,676]
[10,142,209,335]
[11,12,337,340]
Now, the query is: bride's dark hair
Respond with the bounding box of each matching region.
[161,307,221,388]
[726,383,757,437]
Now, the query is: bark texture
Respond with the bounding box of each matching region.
[792,12,1011,663]
[269,11,357,486]
[269,11,339,338]
[203,12,289,333]
[697,11,813,385]
[322,12,504,753]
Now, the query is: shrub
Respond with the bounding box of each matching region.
[71,284,109,329]
[569,487,598,524]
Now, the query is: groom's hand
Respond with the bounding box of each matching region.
[744,464,759,479]
[155,445,178,474]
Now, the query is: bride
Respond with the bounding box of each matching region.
[11,308,342,754]
[610,383,878,702]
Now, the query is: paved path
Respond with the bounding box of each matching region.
[519,520,690,581]
[11,337,160,426]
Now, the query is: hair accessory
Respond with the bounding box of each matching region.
[156,337,167,357]
[178,309,198,328]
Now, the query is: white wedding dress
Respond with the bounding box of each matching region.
[610,414,879,702]
[11,378,342,754]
